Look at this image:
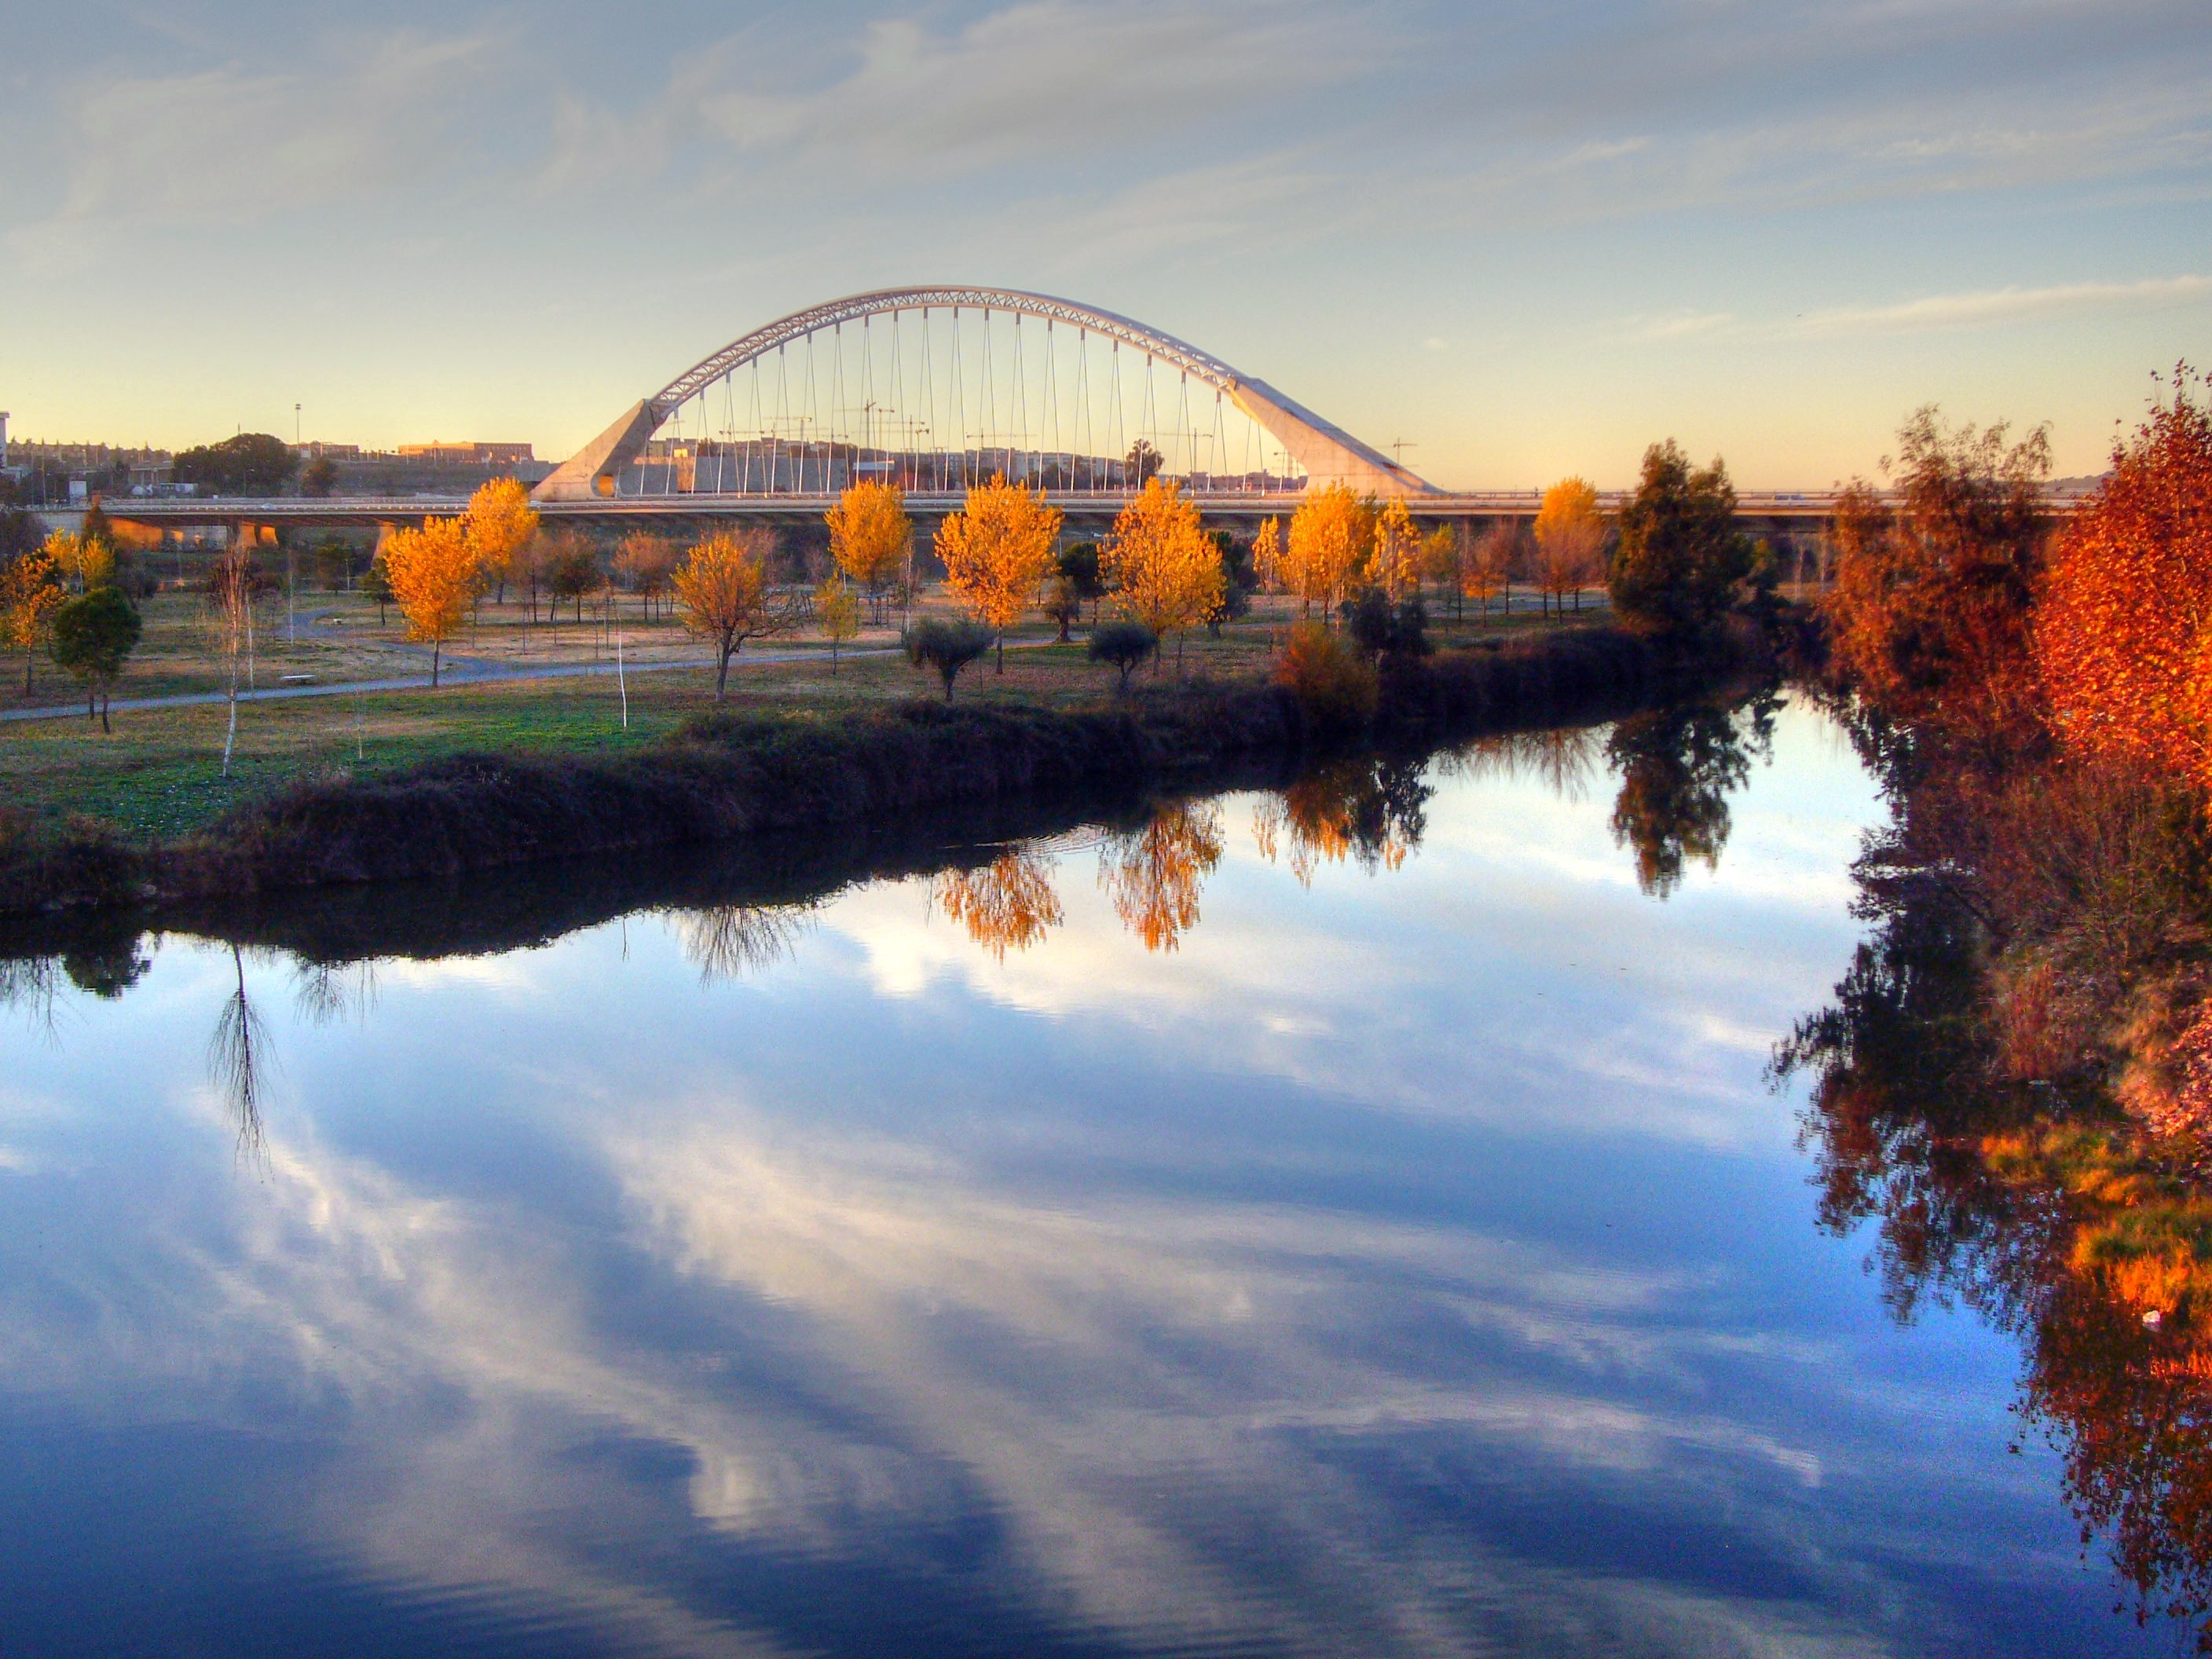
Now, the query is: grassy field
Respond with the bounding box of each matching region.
[0,585,1595,840]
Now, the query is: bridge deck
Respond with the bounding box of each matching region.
[87,487,2085,532]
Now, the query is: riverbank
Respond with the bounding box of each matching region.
[0,620,1760,919]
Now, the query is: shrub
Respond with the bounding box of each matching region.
[1273,622,1375,734]
[1342,587,1427,660]
[1087,621,1157,690]
[905,617,994,701]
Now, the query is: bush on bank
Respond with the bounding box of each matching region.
[0,621,1752,917]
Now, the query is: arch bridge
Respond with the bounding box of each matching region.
[535,286,1435,507]
[93,285,2018,537]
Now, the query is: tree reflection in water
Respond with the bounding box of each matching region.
[293,958,379,1027]
[1098,800,1225,952]
[1779,819,2212,1648]
[207,943,270,1167]
[1606,694,1776,898]
[933,847,1065,961]
[0,954,62,1039]
[665,903,815,984]
[1251,756,1433,887]
[1441,725,1603,803]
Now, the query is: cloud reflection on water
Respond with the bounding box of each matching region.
[0,696,2126,1655]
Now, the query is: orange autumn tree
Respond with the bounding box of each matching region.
[613,530,679,621]
[826,479,912,623]
[382,517,484,686]
[674,527,786,698]
[1103,477,1223,669]
[1533,477,1606,614]
[1284,485,1373,618]
[462,478,539,607]
[934,848,1064,961]
[936,475,1061,672]
[2038,372,2212,790]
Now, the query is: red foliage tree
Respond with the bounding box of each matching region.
[1822,408,2052,743]
[2038,371,2212,790]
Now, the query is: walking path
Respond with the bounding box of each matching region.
[0,644,899,724]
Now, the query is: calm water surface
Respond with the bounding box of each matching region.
[0,698,2163,1655]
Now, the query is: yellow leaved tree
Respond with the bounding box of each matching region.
[1420,525,1464,622]
[462,478,539,608]
[43,530,113,595]
[814,572,861,674]
[936,475,1062,672]
[1252,517,1285,593]
[382,518,484,686]
[826,479,912,623]
[1103,477,1224,670]
[1372,498,1420,597]
[1284,485,1374,619]
[1,544,64,696]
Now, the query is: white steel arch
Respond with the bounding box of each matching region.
[535,286,1437,502]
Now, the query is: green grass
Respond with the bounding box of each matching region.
[1,588,1602,841]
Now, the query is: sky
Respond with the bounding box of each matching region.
[1,0,2207,487]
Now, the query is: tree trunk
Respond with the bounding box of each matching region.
[21,650,30,697]
[430,643,441,688]
[716,641,733,698]
[995,634,1005,673]
[100,686,111,735]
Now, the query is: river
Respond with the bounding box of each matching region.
[0,694,2167,1656]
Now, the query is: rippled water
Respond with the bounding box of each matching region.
[0,697,2160,1656]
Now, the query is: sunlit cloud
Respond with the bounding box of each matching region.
[1789,273,2212,336]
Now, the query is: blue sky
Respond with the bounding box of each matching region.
[2,0,2207,485]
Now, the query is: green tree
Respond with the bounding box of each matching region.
[1041,573,1084,643]
[905,617,993,701]
[364,548,394,624]
[49,585,141,732]
[172,434,298,497]
[1203,529,1254,637]
[1087,621,1156,690]
[1608,441,1749,637]
[1058,541,1104,623]
[300,455,339,497]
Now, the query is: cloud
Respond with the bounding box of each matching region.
[16,29,504,266]
[532,0,1390,200]
[1632,274,2212,346]
[703,2,1379,169]
[1789,273,2212,336]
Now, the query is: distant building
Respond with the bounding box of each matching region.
[295,441,363,460]
[395,441,535,466]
